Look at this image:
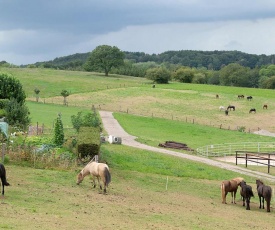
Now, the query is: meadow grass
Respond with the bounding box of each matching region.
[2,68,275,229]
[113,112,275,149]
[2,144,275,230]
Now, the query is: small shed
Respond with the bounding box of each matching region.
[108,135,122,144]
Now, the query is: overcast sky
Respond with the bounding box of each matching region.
[1,0,275,65]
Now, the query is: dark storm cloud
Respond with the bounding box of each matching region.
[1,0,275,65]
[1,0,275,34]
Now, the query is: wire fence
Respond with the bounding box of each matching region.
[196,142,275,157]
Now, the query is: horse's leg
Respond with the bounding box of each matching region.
[246,197,250,210]
[262,197,265,209]
[97,176,102,190]
[266,198,271,212]
[234,191,237,204]
[92,175,96,188]
[224,191,228,204]
[259,196,262,209]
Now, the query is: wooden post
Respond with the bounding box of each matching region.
[235,151,237,165]
[268,154,270,174]
[245,153,248,168]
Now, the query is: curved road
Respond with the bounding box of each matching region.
[99,111,275,183]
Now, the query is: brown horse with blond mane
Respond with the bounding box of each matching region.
[76,161,111,193]
[221,177,244,204]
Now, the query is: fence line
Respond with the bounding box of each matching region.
[196,142,275,158]
[27,99,271,134]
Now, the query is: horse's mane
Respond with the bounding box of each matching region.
[232,177,244,183]
[256,179,264,185]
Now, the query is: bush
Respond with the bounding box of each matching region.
[71,110,101,132]
[77,126,100,160]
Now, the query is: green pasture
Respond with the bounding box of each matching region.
[2,144,275,229]
[112,113,275,149]
[0,67,149,98]
[10,68,274,150]
[1,68,275,229]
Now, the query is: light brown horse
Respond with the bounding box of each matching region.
[76,161,111,193]
[221,177,244,204]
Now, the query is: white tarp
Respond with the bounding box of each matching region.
[0,122,8,137]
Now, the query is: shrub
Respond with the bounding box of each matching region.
[77,126,100,160]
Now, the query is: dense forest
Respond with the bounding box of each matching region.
[29,50,275,71]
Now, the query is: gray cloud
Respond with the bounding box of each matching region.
[1,0,275,64]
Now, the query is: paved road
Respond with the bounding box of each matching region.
[99,111,275,182]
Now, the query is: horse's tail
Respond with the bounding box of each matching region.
[0,164,10,186]
[221,182,225,203]
[104,167,111,187]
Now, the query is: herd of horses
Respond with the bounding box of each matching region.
[221,177,272,212]
[217,94,268,115]
[1,162,274,213]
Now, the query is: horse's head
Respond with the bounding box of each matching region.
[76,172,84,185]
[256,179,264,187]
[239,180,246,187]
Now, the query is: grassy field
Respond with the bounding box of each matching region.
[1,68,275,229]
[2,144,275,230]
[3,67,275,132]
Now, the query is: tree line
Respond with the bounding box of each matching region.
[13,45,275,89]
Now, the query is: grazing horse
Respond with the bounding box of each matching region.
[263,104,268,109]
[238,95,244,99]
[0,163,10,197]
[239,181,254,210]
[249,108,256,113]
[227,105,235,111]
[76,161,111,193]
[221,177,244,204]
[216,94,219,99]
[256,179,272,212]
[247,96,253,100]
[225,110,229,116]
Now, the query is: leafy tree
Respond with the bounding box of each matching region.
[192,73,207,84]
[5,98,31,130]
[173,67,195,83]
[0,73,26,104]
[61,90,70,105]
[84,45,125,76]
[53,113,64,146]
[34,88,40,102]
[219,63,250,87]
[259,65,275,77]
[263,76,275,89]
[71,110,101,133]
[145,67,171,84]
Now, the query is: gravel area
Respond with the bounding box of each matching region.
[99,111,275,182]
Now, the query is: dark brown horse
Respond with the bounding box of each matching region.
[263,104,268,109]
[237,95,244,99]
[247,96,253,100]
[249,108,256,113]
[227,105,235,111]
[221,177,244,204]
[239,181,254,210]
[0,163,10,197]
[256,179,272,212]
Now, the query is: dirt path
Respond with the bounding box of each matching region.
[99,111,275,182]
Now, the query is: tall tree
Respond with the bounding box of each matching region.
[53,113,64,146]
[84,45,124,76]
[61,90,70,105]
[145,67,171,84]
